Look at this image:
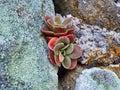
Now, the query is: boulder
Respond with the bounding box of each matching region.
[0,0,58,90]
[75,68,120,90]
[53,0,120,30]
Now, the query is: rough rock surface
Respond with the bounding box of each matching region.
[58,18,120,90]
[75,68,120,90]
[58,65,85,90]
[53,0,120,30]
[0,0,58,90]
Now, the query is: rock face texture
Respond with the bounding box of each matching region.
[0,0,58,90]
[75,68,120,90]
[53,0,120,30]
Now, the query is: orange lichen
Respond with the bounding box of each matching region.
[101,66,120,78]
[86,37,120,65]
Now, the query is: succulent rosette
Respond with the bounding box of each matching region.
[41,14,75,37]
[48,34,82,70]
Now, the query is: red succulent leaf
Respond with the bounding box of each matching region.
[54,26,66,33]
[48,37,58,51]
[54,32,68,37]
[69,59,77,70]
[41,28,54,36]
[62,17,73,26]
[44,16,51,23]
[48,50,56,65]
[54,55,61,67]
[69,44,82,59]
[67,28,75,34]
[67,34,75,43]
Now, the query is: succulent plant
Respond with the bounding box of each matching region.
[41,14,75,37]
[48,34,82,69]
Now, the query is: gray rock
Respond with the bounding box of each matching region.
[0,0,58,90]
[75,68,120,90]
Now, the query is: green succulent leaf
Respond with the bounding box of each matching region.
[55,36,70,45]
[66,43,74,55]
[53,43,64,55]
[61,44,70,51]
[69,44,82,59]
[62,56,71,69]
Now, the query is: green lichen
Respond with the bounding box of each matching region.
[0,0,57,90]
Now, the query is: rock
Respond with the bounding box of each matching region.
[73,18,120,65]
[101,65,120,78]
[0,0,58,90]
[53,0,120,30]
[75,68,120,90]
[58,65,85,90]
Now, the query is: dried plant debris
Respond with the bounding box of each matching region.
[73,18,120,66]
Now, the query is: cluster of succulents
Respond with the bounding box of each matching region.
[48,34,82,69]
[41,15,82,69]
[41,14,75,37]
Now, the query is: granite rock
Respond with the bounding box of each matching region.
[0,0,58,90]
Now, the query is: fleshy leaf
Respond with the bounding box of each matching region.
[62,56,71,69]
[54,55,61,67]
[67,34,75,43]
[62,17,73,26]
[61,44,70,51]
[44,16,51,23]
[69,59,77,70]
[41,28,54,36]
[69,44,82,59]
[55,36,70,45]
[47,19,55,31]
[48,50,56,65]
[59,51,64,62]
[44,16,54,31]
[48,37,58,51]
[54,32,68,37]
[54,15,62,24]
[53,43,64,55]
[66,43,74,55]
[54,26,66,33]
[67,28,75,34]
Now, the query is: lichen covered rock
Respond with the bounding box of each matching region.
[75,68,120,90]
[0,0,58,90]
